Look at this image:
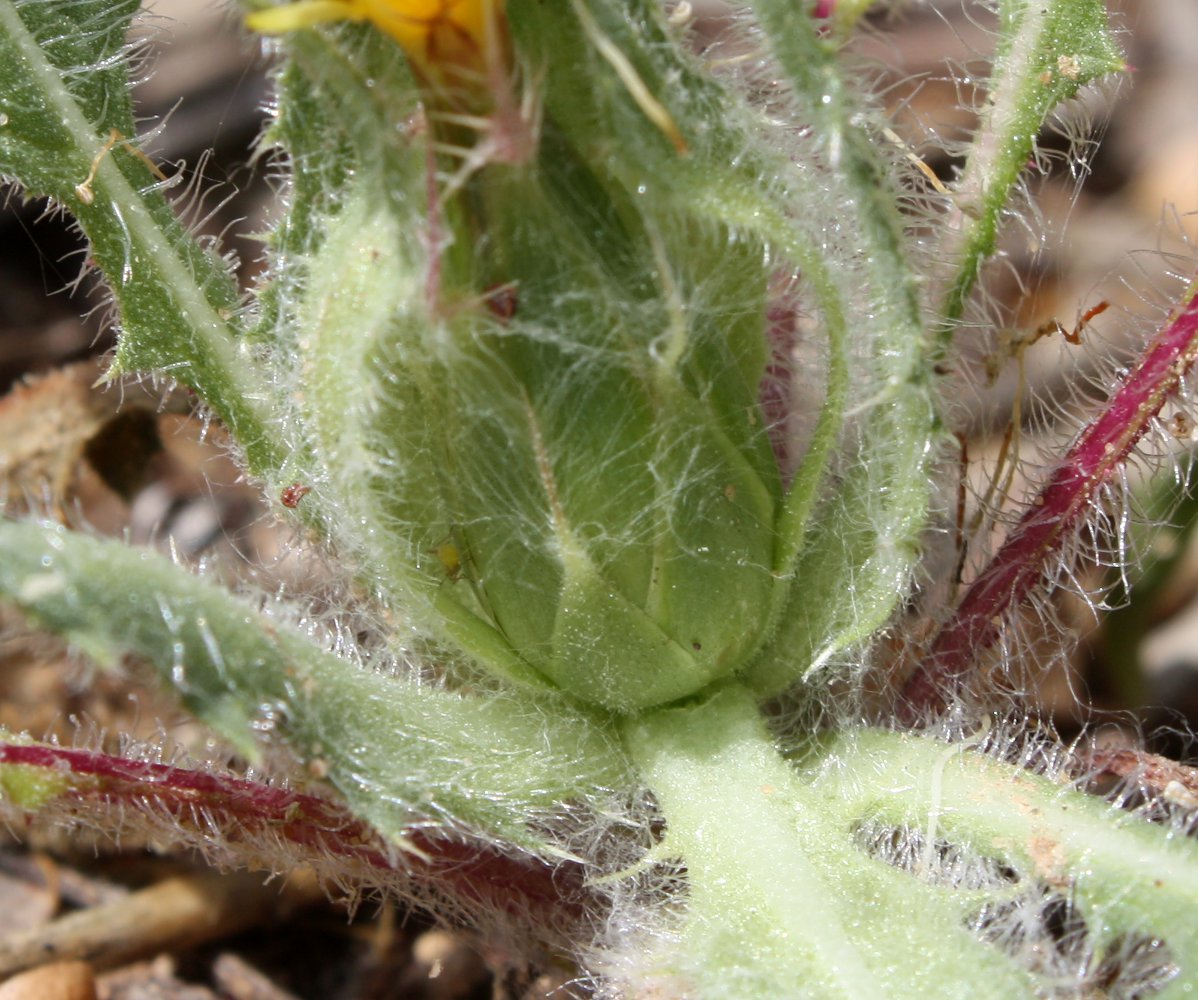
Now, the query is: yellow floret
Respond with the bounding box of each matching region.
[247,0,503,82]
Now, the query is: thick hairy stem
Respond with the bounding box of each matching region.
[620,684,1037,998]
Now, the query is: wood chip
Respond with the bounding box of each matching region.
[96,956,219,1000]
[0,960,97,1000]
[211,953,301,1000]
[0,868,56,938]
[0,870,320,980]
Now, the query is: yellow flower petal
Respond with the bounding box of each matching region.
[247,0,504,84]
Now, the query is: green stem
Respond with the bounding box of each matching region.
[621,684,1037,998]
[817,728,1198,996]
[933,0,1123,333]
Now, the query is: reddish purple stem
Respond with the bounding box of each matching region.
[901,285,1198,720]
[761,297,801,482]
[0,742,584,921]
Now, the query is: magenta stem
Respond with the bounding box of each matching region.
[0,742,583,920]
[900,284,1198,719]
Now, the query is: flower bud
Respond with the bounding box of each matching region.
[413,170,785,712]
